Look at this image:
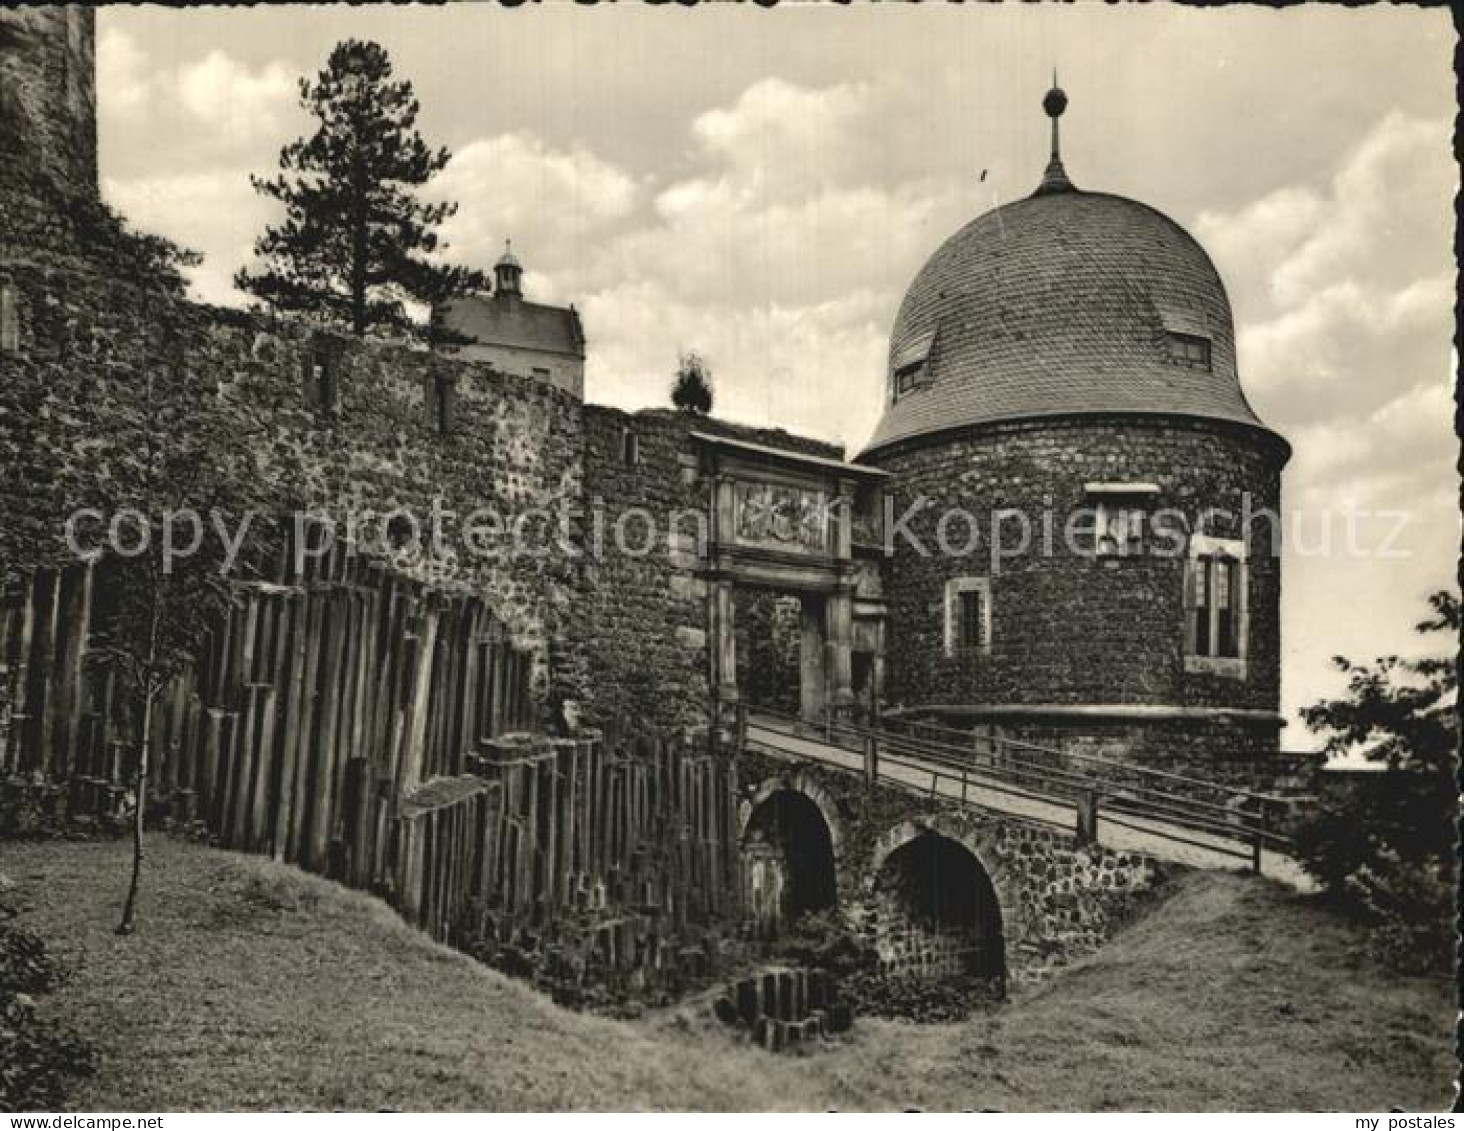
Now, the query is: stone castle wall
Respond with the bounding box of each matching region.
[866,415,1288,761]
[0,256,585,705]
[576,406,843,729]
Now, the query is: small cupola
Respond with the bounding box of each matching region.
[494,239,523,301]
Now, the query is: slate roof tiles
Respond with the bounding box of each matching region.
[860,189,1278,457]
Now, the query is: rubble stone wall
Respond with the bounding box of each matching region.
[738,750,1169,984]
[866,414,1288,763]
[0,7,96,197]
[0,258,585,705]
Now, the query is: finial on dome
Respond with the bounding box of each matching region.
[1035,72,1075,196]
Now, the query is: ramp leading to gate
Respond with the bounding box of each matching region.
[740,708,1312,889]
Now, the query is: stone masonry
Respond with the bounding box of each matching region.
[868,414,1289,762]
[736,750,1169,985]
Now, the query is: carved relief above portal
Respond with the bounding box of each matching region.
[733,482,830,553]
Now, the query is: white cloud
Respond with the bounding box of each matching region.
[103,170,269,306]
[98,34,299,149]
[1194,112,1457,729]
[1198,112,1454,436]
[97,29,151,120]
[1198,111,1452,320]
[690,77,874,197]
[582,280,889,449]
[420,75,977,453]
[433,133,640,276]
[174,50,296,139]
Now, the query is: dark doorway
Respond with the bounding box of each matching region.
[735,590,802,716]
[742,788,838,939]
[872,831,1004,980]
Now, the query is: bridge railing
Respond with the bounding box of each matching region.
[738,704,1292,871]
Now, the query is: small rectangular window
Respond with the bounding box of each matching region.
[1185,535,1245,667]
[305,351,336,412]
[945,577,991,656]
[1095,503,1145,555]
[433,374,455,436]
[621,428,639,468]
[958,590,984,649]
[1167,332,1211,371]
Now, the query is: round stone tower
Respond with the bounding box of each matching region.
[860,84,1290,770]
[0,5,97,194]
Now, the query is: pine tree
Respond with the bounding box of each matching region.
[671,350,714,415]
[235,40,485,338]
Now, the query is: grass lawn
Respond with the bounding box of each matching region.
[2,837,1455,1111]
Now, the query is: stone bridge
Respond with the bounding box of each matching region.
[735,743,1171,987]
[734,707,1310,987]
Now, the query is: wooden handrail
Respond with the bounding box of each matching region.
[742,705,1293,859]
[877,713,1294,808]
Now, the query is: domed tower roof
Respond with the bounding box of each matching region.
[860,83,1280,459]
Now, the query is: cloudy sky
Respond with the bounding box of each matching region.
[96,4,1457,740]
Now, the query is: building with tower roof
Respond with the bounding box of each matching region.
[433,240,588,400]
[858,81,1290,770]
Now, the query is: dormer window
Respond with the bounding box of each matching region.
[1085,482,1160,556]
[1166,331,1211,371]
[894,360,926,397]
[891,329,936,401]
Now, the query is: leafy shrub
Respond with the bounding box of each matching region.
[1295,590,1458,975]
[59,189,201,296]
[0,917,96,1111]
[1340,850,1454,975]
[845,970,1001,1024]
[0,991,98,1110]
[670,351,714,415]
[0,918,65,995]
[768,909,877,978]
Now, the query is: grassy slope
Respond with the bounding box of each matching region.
[1,838,1455,1112]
